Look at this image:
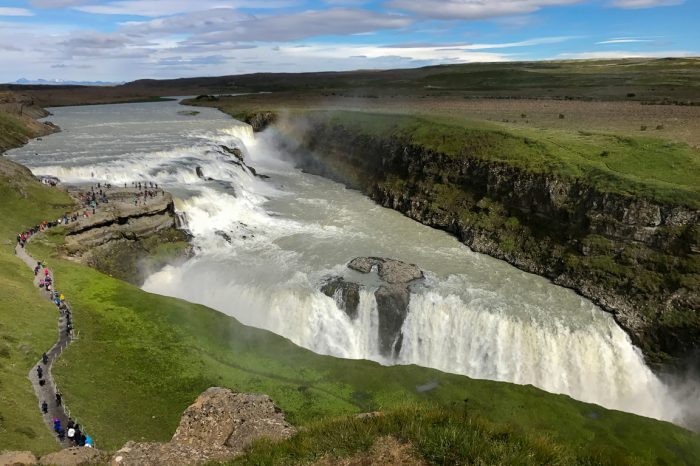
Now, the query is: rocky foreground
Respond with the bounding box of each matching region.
[0,388,296,466]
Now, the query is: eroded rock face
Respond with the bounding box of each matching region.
[321,277,361,319]
[109,388,295,466]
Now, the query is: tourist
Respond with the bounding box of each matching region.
[67,426,75,444]
[41,401,48,414]
[42,353,48,364]
[56,392,62,406]
[53,418,61,433]
[37,365,43,379]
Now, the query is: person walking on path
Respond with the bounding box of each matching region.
[41,401,48,414]
[55,392,62,406]
[42,352,49,365]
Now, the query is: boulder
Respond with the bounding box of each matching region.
[377,259,423,285]
[39,448,105,466]
[0,451,37,466]
[109,388,295,466]
[348,257,423,284]
[321,277,361,319]
[220,145,244,162]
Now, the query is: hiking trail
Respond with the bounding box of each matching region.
[15,242,78,448]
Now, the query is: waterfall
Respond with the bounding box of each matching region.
[8,101,693,428]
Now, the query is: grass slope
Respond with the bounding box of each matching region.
[22,226,700,464]
[0,159,74,454]
[0,112,35,154]
[223,406,656,466]
[284,109,700,209]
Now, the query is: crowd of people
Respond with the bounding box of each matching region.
[128,181,165,206]
[16,181,167,249]
[52,417,93,447]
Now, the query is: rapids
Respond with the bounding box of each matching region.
[6,99,694,426]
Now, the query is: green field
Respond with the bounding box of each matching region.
[309,110,700,209]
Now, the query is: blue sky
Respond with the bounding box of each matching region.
[0,0,697,82]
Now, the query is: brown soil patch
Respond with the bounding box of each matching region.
[314,436,426,466]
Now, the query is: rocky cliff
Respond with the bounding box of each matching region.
[62,188,191,285]
[280,117,699,371]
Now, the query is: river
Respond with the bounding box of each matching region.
[6,99,693,426]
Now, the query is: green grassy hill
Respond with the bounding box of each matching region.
[0,158,74,455]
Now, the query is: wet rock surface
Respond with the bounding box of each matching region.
[321,277,361,319]
[109,387,296,466]
[324,258,424,357]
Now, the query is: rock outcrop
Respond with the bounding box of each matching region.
[292,118,699,370]
[39,448,106,466]
[62,188,190,285]
[322,258,424,357]
[218,145,270,180]
[109,387,296,466]
[242,112,277,132]
[321,277,361,319]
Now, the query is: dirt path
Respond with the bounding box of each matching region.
[15,242,78,448]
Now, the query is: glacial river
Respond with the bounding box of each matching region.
[6,99,693,426]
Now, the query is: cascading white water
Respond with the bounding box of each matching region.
[6,99,694,427]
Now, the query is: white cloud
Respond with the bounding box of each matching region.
[465,36,578,49]
[387,0,582,20]
[74,0,292,17]
[0,7,34,16]
[30,0,90,7]
[176,8,412,44]
[609,0,683,8]
[596,38,653,44]
[287,42,511,63]
[557,50,695,59]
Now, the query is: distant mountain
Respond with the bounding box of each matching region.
[11,78,122,86]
